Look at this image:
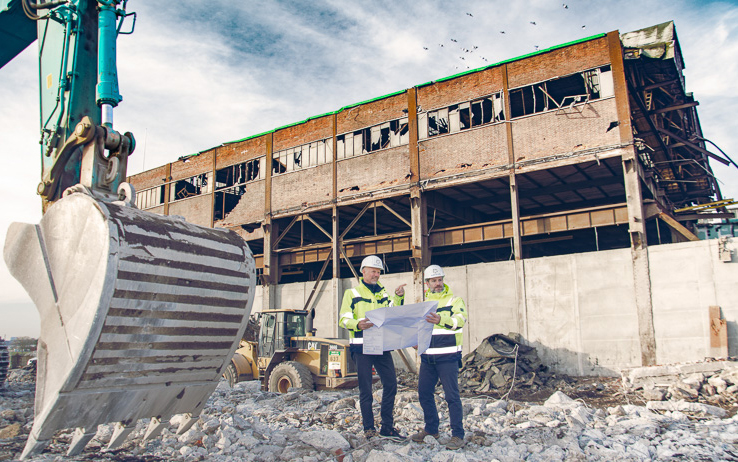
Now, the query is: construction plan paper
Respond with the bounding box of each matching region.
[363,301,438,355]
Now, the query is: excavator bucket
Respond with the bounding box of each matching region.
[3,189,256,459]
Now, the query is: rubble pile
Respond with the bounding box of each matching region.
[623,359,738,407]
[459,333,552,394]
[2,370,738,461]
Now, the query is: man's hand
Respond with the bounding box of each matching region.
[425,312,441,325]
[395,283,407,297]
[357,319,374,330]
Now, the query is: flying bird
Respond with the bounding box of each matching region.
[530,21,537,25]
[466,12,473,17]
[451,38,458,42]
[423,47,428,50]
[582,25,586,29]
[535,45,539,51]
[563,3,568,8]
[500,31,505,34]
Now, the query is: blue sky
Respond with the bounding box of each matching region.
[1,0,737,338]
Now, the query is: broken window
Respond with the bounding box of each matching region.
[510,66,612,118]
[272,138,332,175]
[135,185,165,210]
[216,157,264,192]
[427,108,449,136]
[214,185,246,221]
[380,122,391,149]
[170,172,212,201]
[337,116,410,156]
[510,85,547,118]
[422,92,504,139]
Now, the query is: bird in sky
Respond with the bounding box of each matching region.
[466,12,473,17]
[451,38,458,42]
[530,21,537,25]
[500,31,505,34]
[423,47,428,50]
[563,3,568,8]
[582,25,586,29]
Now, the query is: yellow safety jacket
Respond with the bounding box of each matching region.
[338,280,404,346]
[423,284,466,361]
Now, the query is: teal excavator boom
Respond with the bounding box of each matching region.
[0,1,257,459]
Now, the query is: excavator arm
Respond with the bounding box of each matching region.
[1,1,257,459]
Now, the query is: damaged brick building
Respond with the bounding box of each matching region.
[129,21,730,370]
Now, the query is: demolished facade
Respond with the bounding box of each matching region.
[128,21,734,373]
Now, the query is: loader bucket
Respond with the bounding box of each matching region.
[3,189,256,458]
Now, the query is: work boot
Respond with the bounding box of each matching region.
[410,430,440,443]
[364,428,378,439]
[379,426,406,442]
[445,436,465,450]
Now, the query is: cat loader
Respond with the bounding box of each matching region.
[225,309,363,393]
[1,1,256,458]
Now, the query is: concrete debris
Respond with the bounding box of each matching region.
[0,365,737,461]
[459,333,551,394]
[623,359,738,406]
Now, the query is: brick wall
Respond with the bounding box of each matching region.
[213,180,266,227]
[512,99,620,161]
[168,194,212,227]
[336,93,407,134]
[272,163,332,213]
[419,123,508,179]
[336,146,411,199]
[170,150,214,181]
[128,165,168,190]
[417,67,504,111]
[507,37,610,88]
[273,116,332,151]
[216,136,268,169]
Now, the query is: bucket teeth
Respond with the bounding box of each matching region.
[142,417,167,442]
[106,422,136,451]
[20,434,50,460]
[176,413,199,435]
[67,427,97,456]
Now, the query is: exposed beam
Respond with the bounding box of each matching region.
[639,78,680,92]
[657,212,700,241]
[656,127,730,166]
[377,200,412,228]
[650,101,698,115]
[426,192,485,224]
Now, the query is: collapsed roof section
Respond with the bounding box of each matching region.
[621,21,726,209]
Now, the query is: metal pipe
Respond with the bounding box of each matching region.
[101,103,113,128]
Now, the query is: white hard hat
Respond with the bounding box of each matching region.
[424,264,445,279]
[360,255,384,272]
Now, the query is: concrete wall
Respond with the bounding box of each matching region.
[265,237,738,376]
[649,238,738,363]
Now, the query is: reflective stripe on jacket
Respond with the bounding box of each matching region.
[338,280,404,344]
[422,284,466,361]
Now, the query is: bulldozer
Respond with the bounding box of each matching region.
[225,309,363,393]
[1,1,256,458]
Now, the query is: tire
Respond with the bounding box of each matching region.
[268,361,314,393]
[223,362,238,388]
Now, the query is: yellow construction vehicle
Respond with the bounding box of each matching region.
[225,309,362,393]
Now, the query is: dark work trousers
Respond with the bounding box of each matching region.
[418,357,464,439]
[351,347,397,431]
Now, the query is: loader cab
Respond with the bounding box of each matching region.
[257,310,308,358]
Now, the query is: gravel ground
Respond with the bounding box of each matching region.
[2,367,738,461]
